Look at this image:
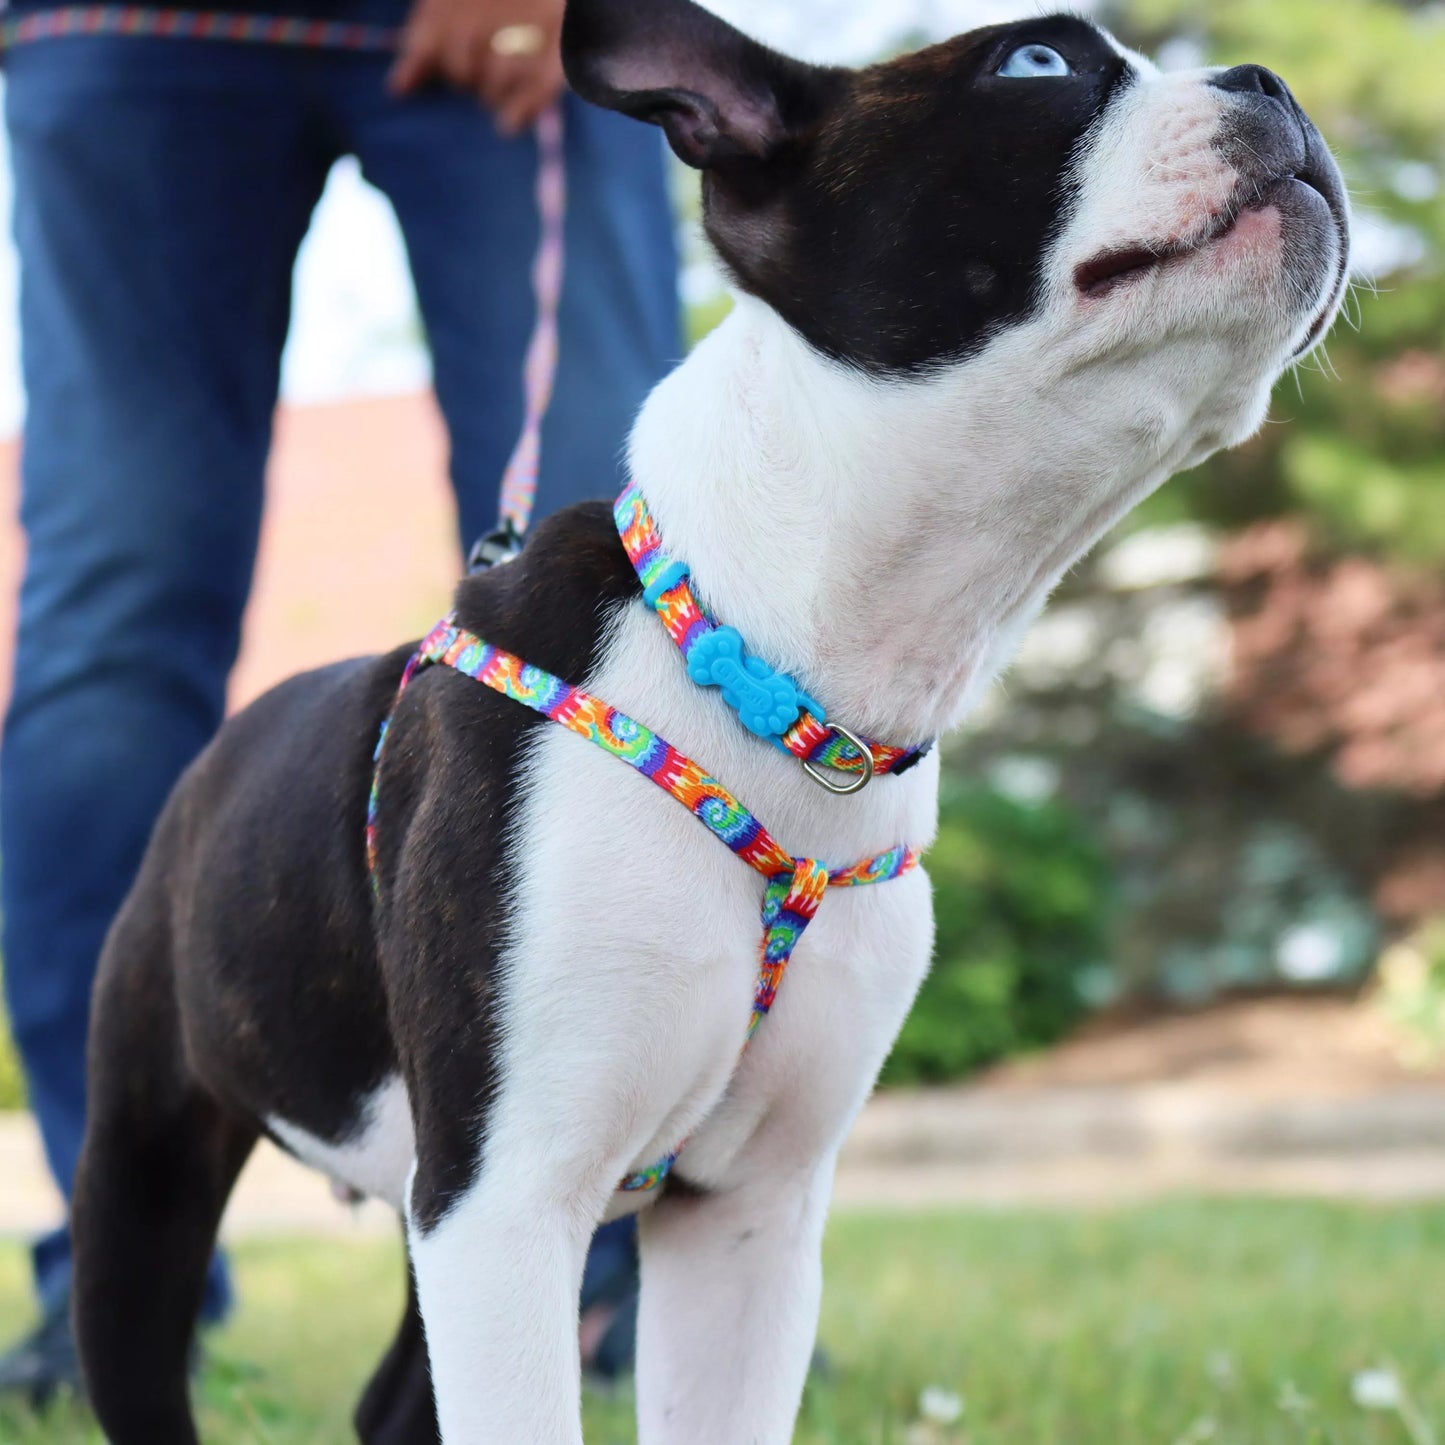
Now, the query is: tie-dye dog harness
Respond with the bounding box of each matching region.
[367,489,925,1195]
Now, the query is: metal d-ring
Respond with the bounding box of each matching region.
[801,724,876,796]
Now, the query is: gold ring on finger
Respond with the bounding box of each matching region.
[490,22,545,58]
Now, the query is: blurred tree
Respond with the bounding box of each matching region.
[1111,0,1445,565]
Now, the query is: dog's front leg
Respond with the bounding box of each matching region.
[407,1162,605,1445]
[635,1163,834,1445]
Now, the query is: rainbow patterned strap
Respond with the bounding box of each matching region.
[366,616,921,1195]
[614,485,933,786]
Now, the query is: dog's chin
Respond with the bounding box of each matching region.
[1282,181,1352,358]
[1074,175,1347,353]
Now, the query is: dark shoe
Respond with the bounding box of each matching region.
[0,1295,83,1409]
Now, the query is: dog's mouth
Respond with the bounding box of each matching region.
[1073,172,1320,298]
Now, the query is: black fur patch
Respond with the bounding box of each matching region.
[355,1246,441,1445]
[565,3,1135,373]
[726,18,1134,373]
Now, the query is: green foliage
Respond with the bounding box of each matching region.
[0,966,22,1111]
[881,786,1109,1085]
[685,291,733,348]
[1117,0,1445,565]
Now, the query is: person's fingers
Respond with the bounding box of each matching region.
[485,36,564,134]
[388,26,439,94]
[390,12,563,112]
[440,25,483,89]
[481,52,536,122]
[496,59,565,135]
[470,36,512,110]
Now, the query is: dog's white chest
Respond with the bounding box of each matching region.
[476,603,940,1195]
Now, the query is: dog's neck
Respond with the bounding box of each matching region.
[628,292,1216,745]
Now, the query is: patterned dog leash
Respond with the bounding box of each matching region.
[366,604,921,1193]
[0,5,400,51]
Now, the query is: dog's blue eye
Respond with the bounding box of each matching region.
[997,44,1073,78]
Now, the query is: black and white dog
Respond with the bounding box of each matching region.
[71,2,1349,1441]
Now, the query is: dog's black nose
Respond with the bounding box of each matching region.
[1211,64,1293,105]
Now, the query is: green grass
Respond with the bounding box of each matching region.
[2,1201,1441,1443]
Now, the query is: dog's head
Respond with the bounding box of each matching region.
[564,0,1348,428]
[565,0,1351,731]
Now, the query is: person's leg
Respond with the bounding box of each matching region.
[580,1216,641,1382]
[0,36,330,1352]
[341,79,680,544]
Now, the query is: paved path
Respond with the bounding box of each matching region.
[834,1080,1445,1209]
[4,1080,1444,1240]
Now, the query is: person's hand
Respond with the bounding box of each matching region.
[389,0,565,135]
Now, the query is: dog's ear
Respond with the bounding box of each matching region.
[562,0,845,171]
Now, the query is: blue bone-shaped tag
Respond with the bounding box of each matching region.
[687,627,819,740]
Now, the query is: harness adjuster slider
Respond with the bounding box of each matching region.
[642,559,690,610]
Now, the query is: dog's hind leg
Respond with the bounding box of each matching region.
[70,891,258,1445]
[73,1081,255,1444]
[354,1240,440,1445]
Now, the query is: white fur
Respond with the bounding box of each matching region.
[268,1075,414,1209]
[291,51,1346,1445]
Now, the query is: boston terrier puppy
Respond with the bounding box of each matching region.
[71,2,1349,1442]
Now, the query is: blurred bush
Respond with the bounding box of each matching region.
[881,786,1109,1084]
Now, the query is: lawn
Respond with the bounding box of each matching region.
[1,1200,1440,1444]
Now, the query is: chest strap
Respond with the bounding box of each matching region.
[367,617,921,1194]
[614,484,933,792]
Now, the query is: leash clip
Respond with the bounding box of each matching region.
[801,725,875,796]
[467,518,525,574]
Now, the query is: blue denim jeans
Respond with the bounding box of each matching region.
[1,28,676,1320]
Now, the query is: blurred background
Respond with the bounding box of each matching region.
[1,0,1443,1441]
